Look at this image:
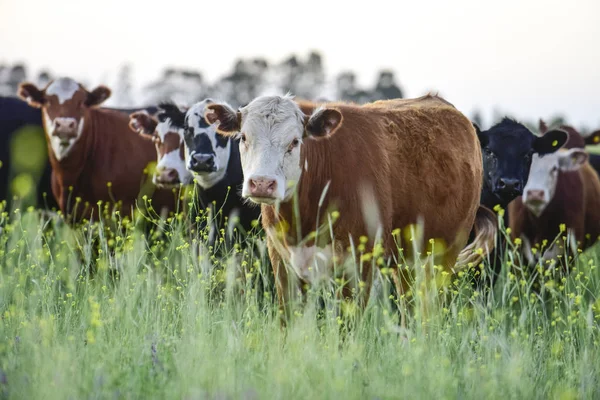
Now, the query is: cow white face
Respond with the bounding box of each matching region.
[182,100,231,189]
[18,77,111,161]
[522,148,588,216]
[204,95,342,205]
[129,111,193,188]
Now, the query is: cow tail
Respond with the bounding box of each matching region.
[454,205,498,272]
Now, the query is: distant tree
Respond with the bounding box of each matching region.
[491,107,505,126]
[0,64,8,96]
[295,51,325,100]
[336,71,373,104]
[6,64,27,95]
[112,64,134,108]
[279,55,300,93]
[336,71,357,101]
[548,114,567,128]
[36,70,52,88]
[141,67,205,106]
[471,109,484,129]
[211,58,269,107]
[371,70,403,100]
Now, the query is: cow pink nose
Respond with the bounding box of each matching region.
[157,168,179,183]
[53,118,78,138]
[55,120,75,129]
[249,177,277,198]
[526,189,545,202]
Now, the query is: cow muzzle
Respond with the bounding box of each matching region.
[52,117,79,142]
[188,153,216,173]
[524,189,547,216]
[246,175,278,203]
[154,168,180,187]
[495,178,522,197]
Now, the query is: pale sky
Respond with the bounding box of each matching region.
[1,0,599,129]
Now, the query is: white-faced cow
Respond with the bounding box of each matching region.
[204,93,494,319]
[158,99,261,240]
[128,107,193,188]
[509,145,600,270]
[17,77,177,222]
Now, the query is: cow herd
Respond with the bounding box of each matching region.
[2,76,600,320]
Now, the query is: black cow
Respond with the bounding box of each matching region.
[158,100,261,244]
[470,118,568,286]
[0,96,57,210]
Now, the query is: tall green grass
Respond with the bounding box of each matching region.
[1,199,599,400]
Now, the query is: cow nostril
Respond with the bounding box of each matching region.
[498,179,506,189]
[167,169,178,180]
[69,121,75,129]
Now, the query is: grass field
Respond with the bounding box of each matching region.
[1,197,600,400]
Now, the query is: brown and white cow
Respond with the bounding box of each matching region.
[17,77,177,222]
[128,107,193,188]
[508,143,600,269]
[204,94,492,318]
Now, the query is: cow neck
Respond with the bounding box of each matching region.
[197,142,236,206]
[263,138,335,248]
[480,180,510,210]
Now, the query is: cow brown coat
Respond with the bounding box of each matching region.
[254,94,485,311]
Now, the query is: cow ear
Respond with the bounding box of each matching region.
[538,119,548,134]
[473,123,488,146]
[85,85,111,107]
[533,129,568,155]
[17,82,45,108]
[558,148,588,171]
[204,103,241,135]
[584,130,600,146]
[304,108,342,138]
[157,102,187,128]
[129,111,157,135]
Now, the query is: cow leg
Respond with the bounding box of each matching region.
[266,236,296,327]
[390,267,408,330]
[522,236,536,267]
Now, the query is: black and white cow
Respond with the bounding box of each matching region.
[159,99,261,241]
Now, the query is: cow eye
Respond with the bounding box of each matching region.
[287,138,300,153]
[240,133,247,143]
